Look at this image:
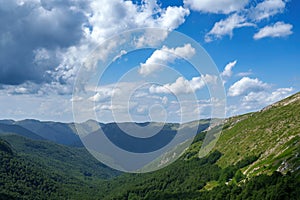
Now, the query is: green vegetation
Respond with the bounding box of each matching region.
[0,136,120,199]
[0,92,299,199]
[1,135,298,199]
[1,134,119,180]
[214,92,300,177]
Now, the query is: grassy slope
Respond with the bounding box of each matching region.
[213,92,300,176]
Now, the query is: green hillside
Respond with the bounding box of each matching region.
[1,134,119,180]
[214,92,300,176]
[101,92,300,199]
[0,135,119,199]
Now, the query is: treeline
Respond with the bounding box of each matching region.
[103,152,299,200]
[0,142,60,199]
[0,138,111,199]
[0,137,299,200]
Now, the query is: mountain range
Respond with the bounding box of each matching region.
[0,92,299,199]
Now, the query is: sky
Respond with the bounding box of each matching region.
[0,0,299,123]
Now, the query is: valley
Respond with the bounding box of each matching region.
[0,92,299,199]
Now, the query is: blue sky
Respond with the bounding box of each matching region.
[0,0,299,122]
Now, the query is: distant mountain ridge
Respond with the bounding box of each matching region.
[0,119,82,147]
[0,118,211,149]
[0,123,45,141]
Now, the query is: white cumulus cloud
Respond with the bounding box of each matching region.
[221,60,237,84]
[157,6,190,30]
[249,0,287,21]
[202,0,291,42]
[205,14,255,42]
[253,21,293,40]
[149,75,217,95]
[139,43,196,75]
[221,60,237,78]
[243,87,293,105]
[184,0,249,14]
[1,0,190,95]
[228,77,270,97]
[88,87,122,102]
